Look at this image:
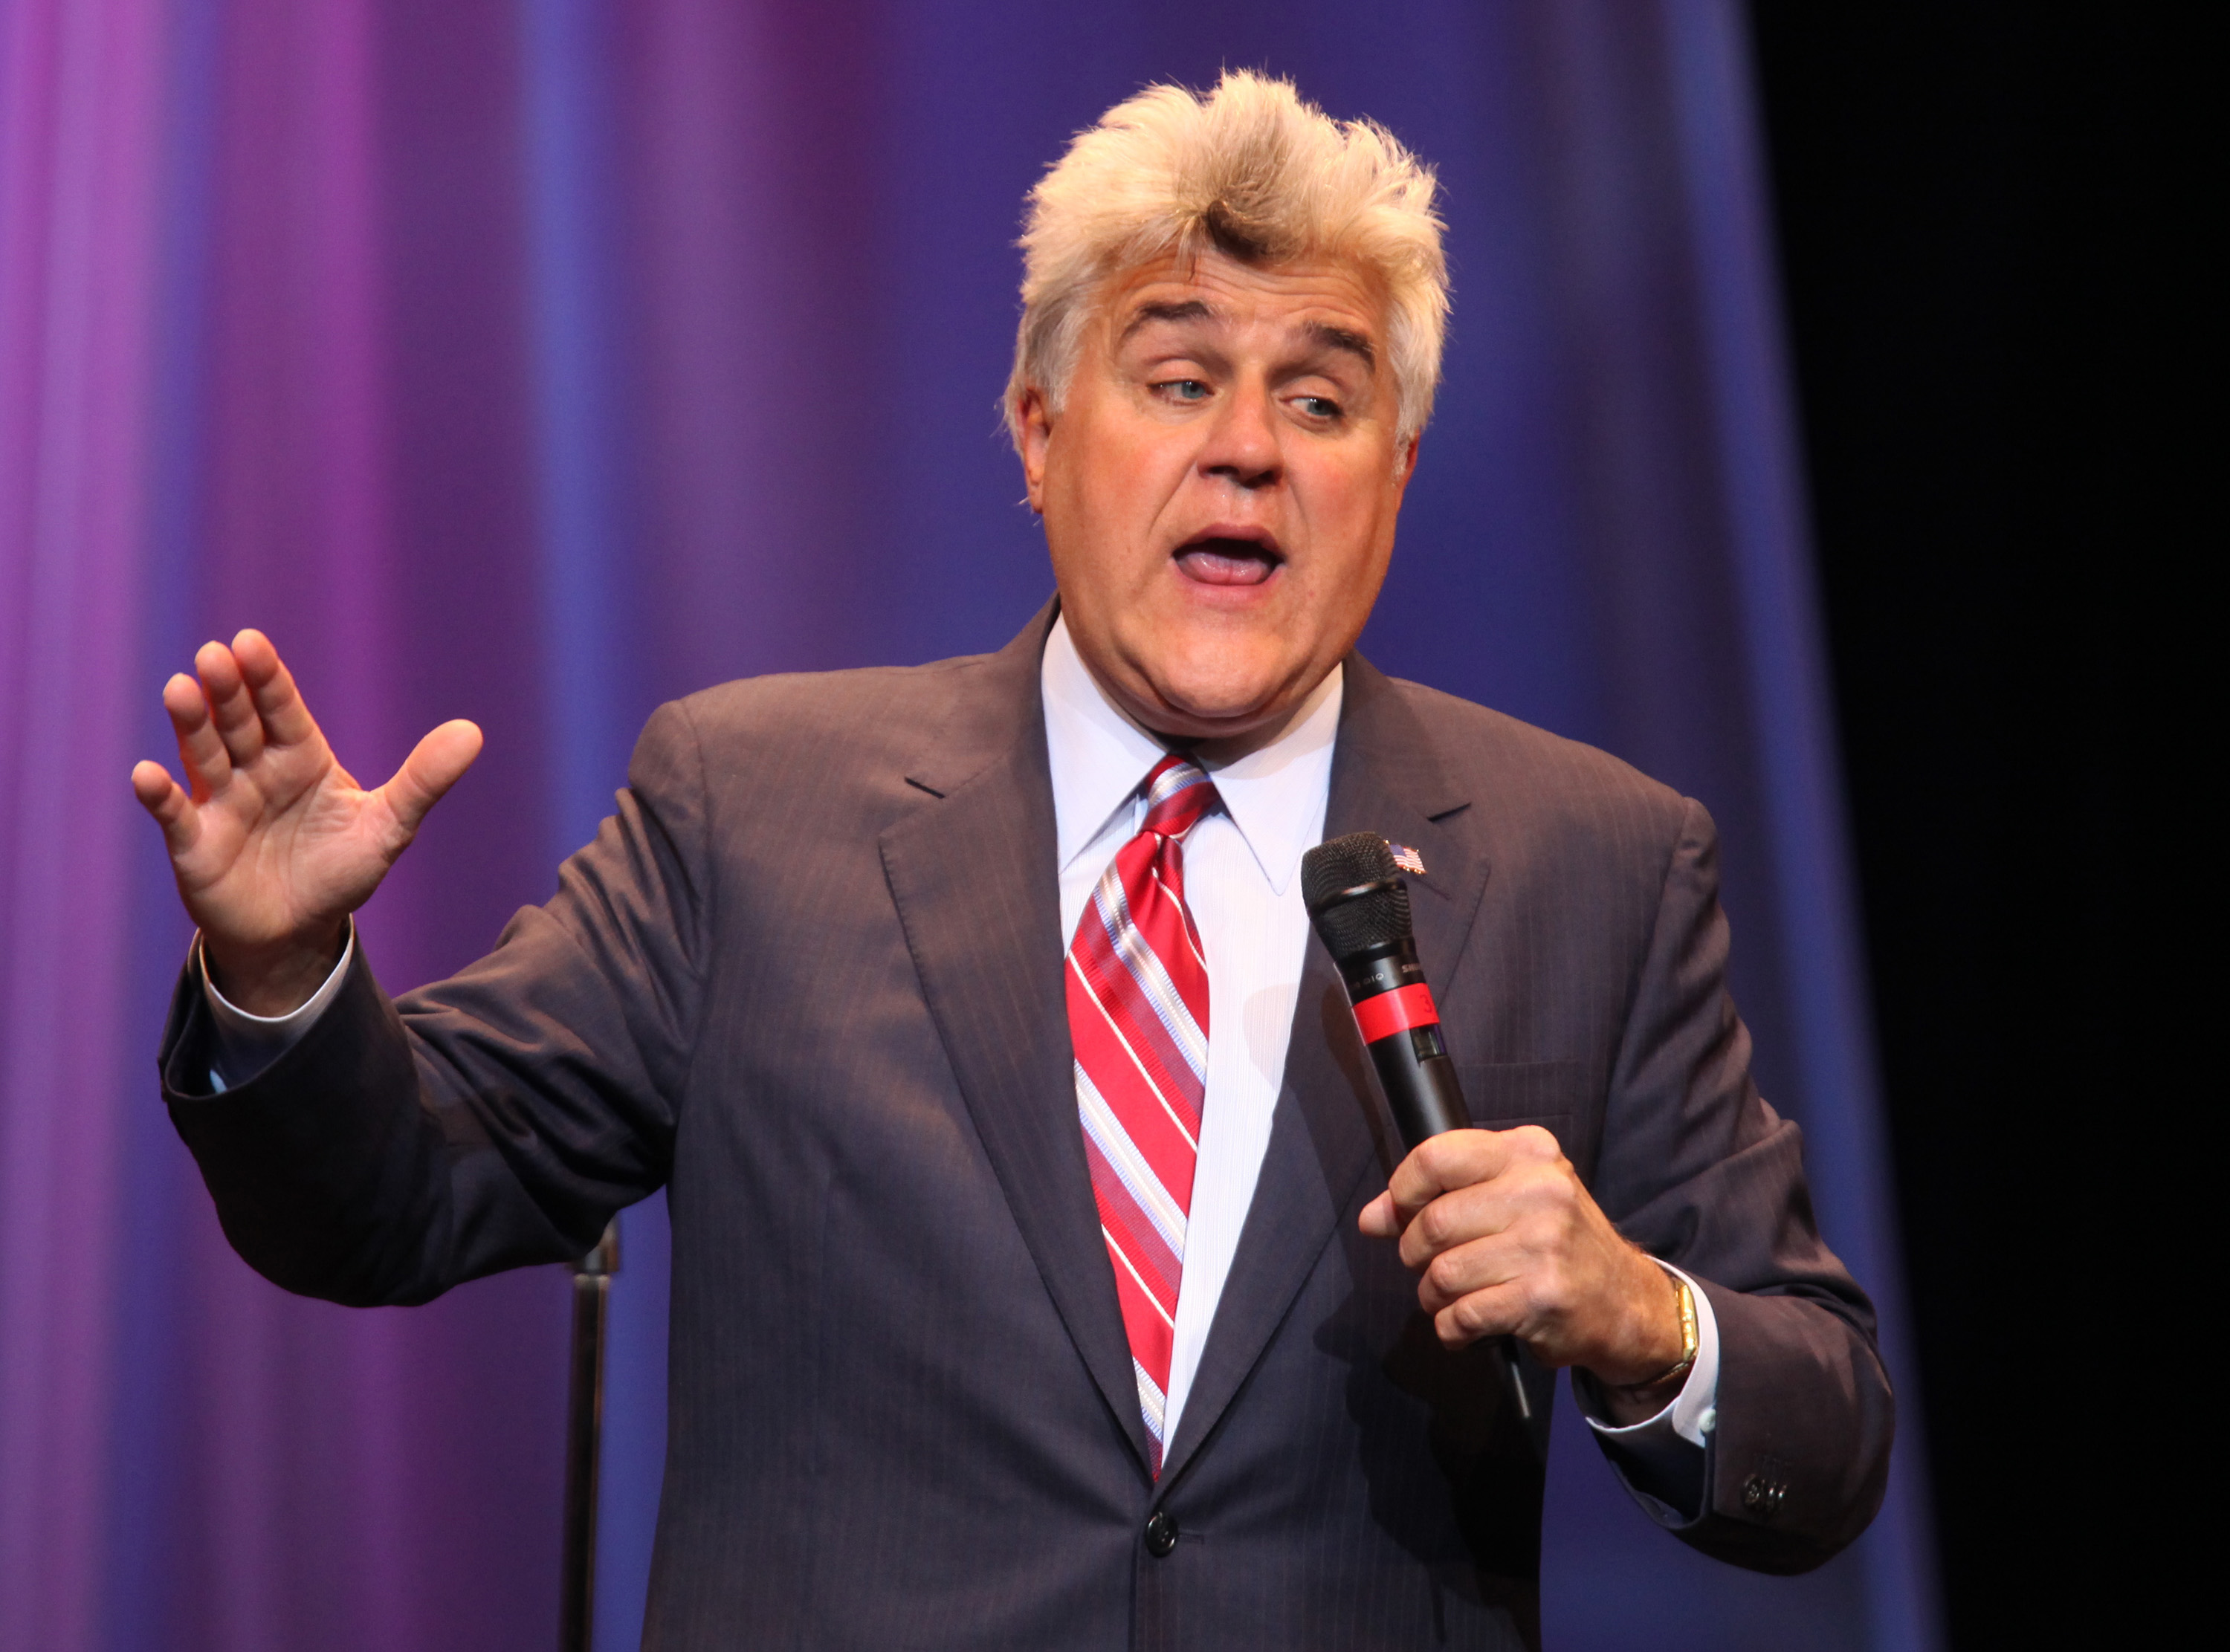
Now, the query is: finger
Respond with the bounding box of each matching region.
[163,670,230,797]
[1434,1281,1528,1350]
[1399,1179,1501,1272]
[196,639,265,768]
[375,719,484,839]
[230,627,320,749]
[130,759,200,855]
[1386,1130,1516,1224]
[1389,1125,1571,1228]
[1400,1150,1583,1274]
[1417,1231,1527,1315]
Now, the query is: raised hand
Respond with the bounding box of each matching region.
[130,629,482,1016]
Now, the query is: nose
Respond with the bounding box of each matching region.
[1199,380,1281,490]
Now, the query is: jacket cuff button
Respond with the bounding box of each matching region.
[1740,1473,1787,1518]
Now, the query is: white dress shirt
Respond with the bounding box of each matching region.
[202,617,1715,1499]
[1041,615,1345,1448]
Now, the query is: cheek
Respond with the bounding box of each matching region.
[1067,417,1165,497]
[1301,448,1400,528]
[1305,481,1398,588]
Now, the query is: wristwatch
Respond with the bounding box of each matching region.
[1617,1270,1698,1393]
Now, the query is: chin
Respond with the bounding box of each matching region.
[1139,664,1289,732]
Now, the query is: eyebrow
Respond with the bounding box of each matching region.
[1117,301,1378,372]
[1119,299,1213,342]
[1305,322,1376,371]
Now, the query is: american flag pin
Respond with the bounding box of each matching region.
[1386,840,1426,876]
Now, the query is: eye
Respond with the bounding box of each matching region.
[1295,395,1343,421]
[1155,378,1211,402]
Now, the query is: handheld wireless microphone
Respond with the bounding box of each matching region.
[1306,835,1544,1425]
[1300,832,1470,1147]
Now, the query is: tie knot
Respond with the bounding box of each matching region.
[1141,754,1218,840]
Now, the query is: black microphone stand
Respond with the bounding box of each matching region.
[560,1219,620,1652]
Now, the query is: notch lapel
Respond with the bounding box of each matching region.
[1160,655,1493,1484]
[878,606,1152,1471]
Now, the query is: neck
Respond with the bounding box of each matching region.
[1044,612,1343,770]
[1089,667,1332,768]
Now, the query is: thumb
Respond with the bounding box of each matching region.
[1357,1190,1400,1240]
[378,719,484,838]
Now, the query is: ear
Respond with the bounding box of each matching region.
[1017,387,1054,513]
[1394,431,1421,490]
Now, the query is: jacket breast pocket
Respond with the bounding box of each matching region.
[1453,1060,1591,1150]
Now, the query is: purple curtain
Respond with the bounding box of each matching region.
[0,1,1936,1647]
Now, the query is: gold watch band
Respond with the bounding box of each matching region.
[1618,1272,1698,1393]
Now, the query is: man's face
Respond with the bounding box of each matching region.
[1019,250,1417,746]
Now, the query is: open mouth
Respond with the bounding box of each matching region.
[1173,533,1284,587]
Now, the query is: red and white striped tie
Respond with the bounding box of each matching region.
[1067,754,1218,1477]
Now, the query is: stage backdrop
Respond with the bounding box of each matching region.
[0,2,1937,1648]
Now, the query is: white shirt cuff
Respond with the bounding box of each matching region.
[1569,1261,1719,1525]
[197,922,355,1092]
[1578,1259,1720,1448]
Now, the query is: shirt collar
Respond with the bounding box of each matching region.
[1041,614,1343,895]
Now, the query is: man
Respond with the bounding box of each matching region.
[135,73,1890,1649]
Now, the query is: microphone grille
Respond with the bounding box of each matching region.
[1301,832,1413,960]
[1302,832,1400,908]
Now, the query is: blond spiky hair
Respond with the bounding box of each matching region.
[1004,71,1449,450]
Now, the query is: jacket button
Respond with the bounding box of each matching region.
[1144,1509,1178,1557]
[1741,1474,1786,1518]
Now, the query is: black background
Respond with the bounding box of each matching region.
[1747,7,2188,1640]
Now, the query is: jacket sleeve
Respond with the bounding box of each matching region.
[1591,795,1895,1573]
[158,699,713,1306]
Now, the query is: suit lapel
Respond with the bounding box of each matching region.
[1334,656,1493,991]
[879,604,1153,1471]
[1160,654,1492,1484]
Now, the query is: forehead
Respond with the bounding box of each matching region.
[1097,251,1391,355]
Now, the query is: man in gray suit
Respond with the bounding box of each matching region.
[134,73,1890,1649]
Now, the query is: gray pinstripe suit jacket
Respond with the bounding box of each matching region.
[161,605,1890,1651]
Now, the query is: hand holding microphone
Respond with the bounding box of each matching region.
[1304,833,1690,1407]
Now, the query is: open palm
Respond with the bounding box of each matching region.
[130,629,481,1014]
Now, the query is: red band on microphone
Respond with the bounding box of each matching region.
[1352,982,1440,1044]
